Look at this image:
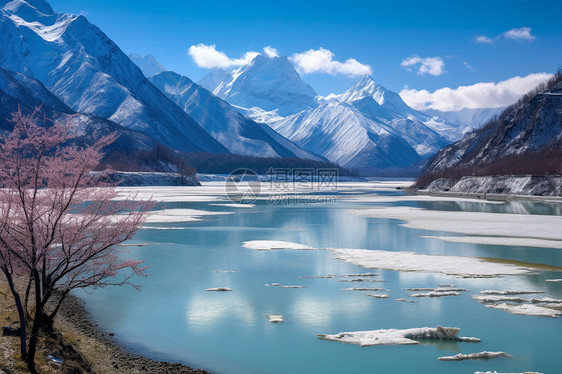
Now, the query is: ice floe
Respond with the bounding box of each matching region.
[422,235,562,249]
[475,371,543,374]
[395,298,414,303]
[242,240,315,251]
[353,207,562,241]
[264,283,307,288]
[213,270,236,273]
[410,291,460,297]
[205,287,232,292]
[484,303,561,318]
[531,297,562,304]
[318,326,480,346]
[330,248,532,278]
[146,209,232,223]
[545,278,562,282]
[265,314,284,323]
[342,288,389,292]
[480,290,544,295]
[367,294,390,299]
[210,203,255,208]
[472,295,526,303]
[438,351,511,361]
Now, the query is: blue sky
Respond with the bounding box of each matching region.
[49,0,562,109]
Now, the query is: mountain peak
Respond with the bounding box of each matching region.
[128,53,167,78]
[2,0,54,18]
[213,53,318,117]
[331,74,385,104]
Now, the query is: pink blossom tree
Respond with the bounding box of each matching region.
[0,109,153,373]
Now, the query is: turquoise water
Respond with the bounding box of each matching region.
[77,187,562,374]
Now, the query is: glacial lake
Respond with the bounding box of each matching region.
[77,182,562,374]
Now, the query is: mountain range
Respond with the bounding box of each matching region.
[1,0,507,176]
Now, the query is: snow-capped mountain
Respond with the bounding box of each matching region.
[148,69,322,160]
[424,72,562,175]
[0,0,227,154]
[266,75,457,171]
[270,101,421,170]
[213,54,318,117]
[128,53,167,78]
[0,65,155,153]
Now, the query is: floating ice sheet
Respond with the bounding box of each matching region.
[265,314,284,323]
[353,207,562,241]
[205,287,232,292]
[242,240,315,251]
[318,326,480,346]
[484,303,561,318]
[472,295,526,303]
[330,248,532,278]
[480,290,544,295]
[146,209,232,223]
[439,351,511,361]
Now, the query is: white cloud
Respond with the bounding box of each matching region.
[290,48,372,77]
[188,44,259,69]
[399,73,553,111]
[263,46,279,58]
[475,35,493,44]
[503,27,535,42]
[463,61,475,71]
[475,27,535,44]
[401,55,445,76]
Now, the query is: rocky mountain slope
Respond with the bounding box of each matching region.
[0,0,227,154]
[420,71,562,185]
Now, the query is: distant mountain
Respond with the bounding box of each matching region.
[213,54,318,116]
[128,53,167,77]
[424,107,505,131]
[198,68,228,92]
[149,70,322,160]
[0,0,228,154]
[0,65,155,154]
[421,72,562,182]
[267,75,459,172]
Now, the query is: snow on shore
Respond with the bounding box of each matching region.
[318,326,480,346]
[421,235,562,250]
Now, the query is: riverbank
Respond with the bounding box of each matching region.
[423,175,562,198]
[0,281,209,373]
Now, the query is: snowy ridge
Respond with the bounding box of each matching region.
[0,0,228,155]
[148,69,322,160]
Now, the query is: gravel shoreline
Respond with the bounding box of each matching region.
[56,294,210,374]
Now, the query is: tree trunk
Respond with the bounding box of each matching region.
[2,269,27,361]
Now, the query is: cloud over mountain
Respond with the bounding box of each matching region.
[399,72,553,111]
[290,48,372,77]
[401,56,445,76]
